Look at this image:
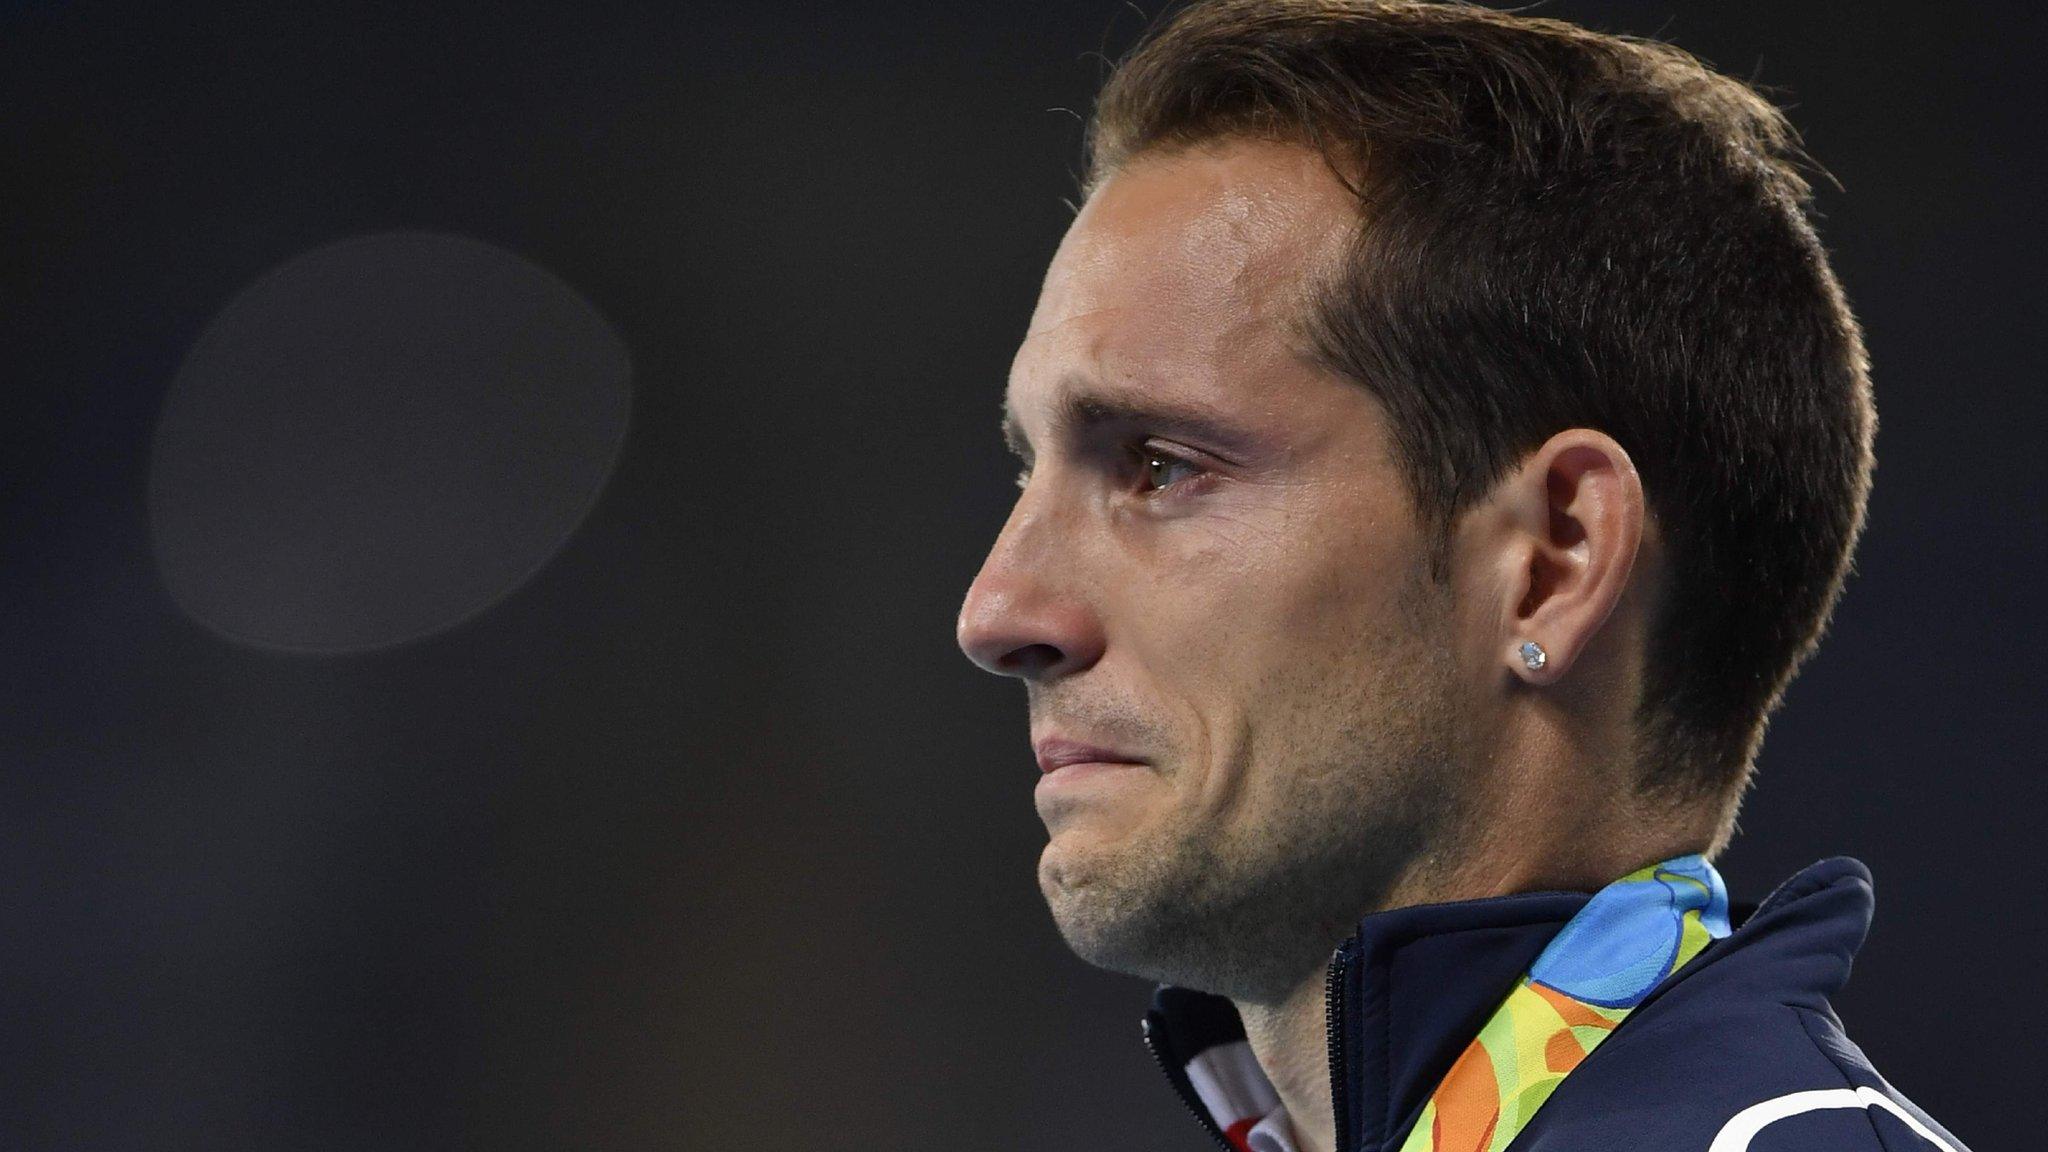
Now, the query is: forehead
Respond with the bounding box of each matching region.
[1009,137,1357,427]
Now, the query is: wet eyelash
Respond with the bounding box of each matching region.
[1008,445,1209,496]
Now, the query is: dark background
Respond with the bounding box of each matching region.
[4,2,2041,1148]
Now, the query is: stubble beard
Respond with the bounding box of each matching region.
[1040,579,1467,1004]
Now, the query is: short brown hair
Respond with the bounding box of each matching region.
[1083,0,1876,811]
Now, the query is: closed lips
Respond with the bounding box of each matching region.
[1033,738,1145,773]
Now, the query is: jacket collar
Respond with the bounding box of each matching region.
[1144,887,1592,1151]
[1140,856,1871,1152]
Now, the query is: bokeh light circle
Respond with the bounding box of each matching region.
[148,232,634,652]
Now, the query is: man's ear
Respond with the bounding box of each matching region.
[1472,429,1646,685]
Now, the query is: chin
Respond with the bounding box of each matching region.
[1036,819,1137,903]
[1036,831,1188,985]
[1038,839,1118,948]
[1036,832,1091,911]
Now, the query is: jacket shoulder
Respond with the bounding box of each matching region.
[1510,1000,1970,1152]
[1509,856,1969,1152]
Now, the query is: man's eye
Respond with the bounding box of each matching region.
[1137,446,1204,494]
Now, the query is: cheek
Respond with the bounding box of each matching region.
[1194,532,1422,798]
[1144,475,1410,630]
[1103,488,1423,808]
[1168,518,1400,684]
[1277,529,1435,703]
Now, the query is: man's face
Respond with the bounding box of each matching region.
[957,138,1472,1001]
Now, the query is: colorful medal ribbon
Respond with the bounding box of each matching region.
[1399,854,1732,1152]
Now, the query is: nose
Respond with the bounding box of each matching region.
[956,505,1107,682]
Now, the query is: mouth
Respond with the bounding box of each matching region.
[1031,736,1152,797]
[1033,736,1146,775]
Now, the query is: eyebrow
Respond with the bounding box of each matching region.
[1000,380,1254,466]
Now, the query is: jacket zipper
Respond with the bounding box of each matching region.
[1324,943,1352,1152]
[1143,1015,1238,1151]
[1148,941,1358,1152]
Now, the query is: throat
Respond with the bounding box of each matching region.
[1236,966,1339,1152]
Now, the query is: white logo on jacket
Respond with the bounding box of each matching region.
[1709,1086,1957,1152]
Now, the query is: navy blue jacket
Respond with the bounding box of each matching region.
[1143,858,1971,1152]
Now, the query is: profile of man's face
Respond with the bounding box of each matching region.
[957,138,1478,1002]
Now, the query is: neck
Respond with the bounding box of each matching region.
[1237,975,1339,1152]
[1229,756,1717,1152]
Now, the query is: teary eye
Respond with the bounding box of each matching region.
[1137,445,1204,494]
[1009,444,1209,497]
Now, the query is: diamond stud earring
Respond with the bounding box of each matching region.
[1518,640,1548,671]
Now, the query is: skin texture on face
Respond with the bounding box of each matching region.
[956,138,1485,1004]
